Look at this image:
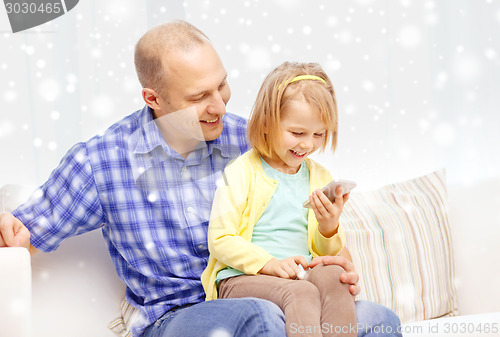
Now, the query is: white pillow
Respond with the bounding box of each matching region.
[108,299,140,337]
[341,170,458,323]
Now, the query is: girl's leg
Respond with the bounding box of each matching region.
[305,264,357,337]
[219,274,323,337]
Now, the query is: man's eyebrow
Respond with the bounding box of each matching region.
[186,91,207,99]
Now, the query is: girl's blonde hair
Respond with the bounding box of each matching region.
[247,62,338,159]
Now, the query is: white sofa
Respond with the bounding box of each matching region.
[1,172,499,337]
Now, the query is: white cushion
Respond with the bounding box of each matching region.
[341,170,458,323]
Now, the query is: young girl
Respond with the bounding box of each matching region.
[201,62,356,337]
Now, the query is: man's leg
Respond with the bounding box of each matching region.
[143,298,286,337]
[355,301,402,337]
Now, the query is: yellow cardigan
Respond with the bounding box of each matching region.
[201,149,346,300]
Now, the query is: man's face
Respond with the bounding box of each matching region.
[157,42,230,142]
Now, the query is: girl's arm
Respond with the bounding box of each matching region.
[306,161,346,257]
[308,189,347,257]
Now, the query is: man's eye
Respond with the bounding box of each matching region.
[192,96,204,102]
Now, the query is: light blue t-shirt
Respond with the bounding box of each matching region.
[216,156,311,283]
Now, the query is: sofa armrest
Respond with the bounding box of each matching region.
[0,247,32,337]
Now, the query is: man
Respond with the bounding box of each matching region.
[0,20,401,337]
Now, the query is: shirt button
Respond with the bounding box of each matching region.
[198,244,206,250]
[182,167,187,172]
[187,207,194,213]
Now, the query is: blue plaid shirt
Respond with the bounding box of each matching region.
[13,105,250,336]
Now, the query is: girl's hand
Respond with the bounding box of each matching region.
[309,186,350,238]
[259,256,309,279]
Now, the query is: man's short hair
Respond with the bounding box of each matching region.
[134,20,209,95]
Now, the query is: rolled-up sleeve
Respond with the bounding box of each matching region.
[12,142,106,252]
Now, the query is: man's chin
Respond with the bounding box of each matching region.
[201,125,224,141]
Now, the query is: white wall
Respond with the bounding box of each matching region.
[1,0,499,191]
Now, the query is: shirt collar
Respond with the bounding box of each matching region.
[207,130,236,159]
[131,106,167,155]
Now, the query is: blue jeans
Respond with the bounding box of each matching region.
[143,298,402,337]
[143,298,286,337]
[356,301,402,337]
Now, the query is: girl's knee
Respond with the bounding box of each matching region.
[323,264,346,278]
[307,264,345,284]
[281,280,321,306]
[306,264,353,296]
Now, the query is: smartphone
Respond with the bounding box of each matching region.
[302,179,357,208]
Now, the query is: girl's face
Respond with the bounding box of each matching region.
[265,97,327,174]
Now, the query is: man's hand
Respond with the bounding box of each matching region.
[309,255,360,296]
[259,256,309,279]
[0,213,31,249]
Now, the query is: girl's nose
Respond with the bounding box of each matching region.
[300,137,313,150]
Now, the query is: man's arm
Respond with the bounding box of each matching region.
[8,143,106,254]
[0,212,38,255]
[339,246,353,262]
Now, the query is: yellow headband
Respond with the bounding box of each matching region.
[277,75,326,91]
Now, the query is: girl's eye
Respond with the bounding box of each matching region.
[291,132,302,136]
[314,133,325,137]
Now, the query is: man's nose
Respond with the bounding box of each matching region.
[207,92,226,115]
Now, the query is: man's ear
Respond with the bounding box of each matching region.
[142,88,161,110]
